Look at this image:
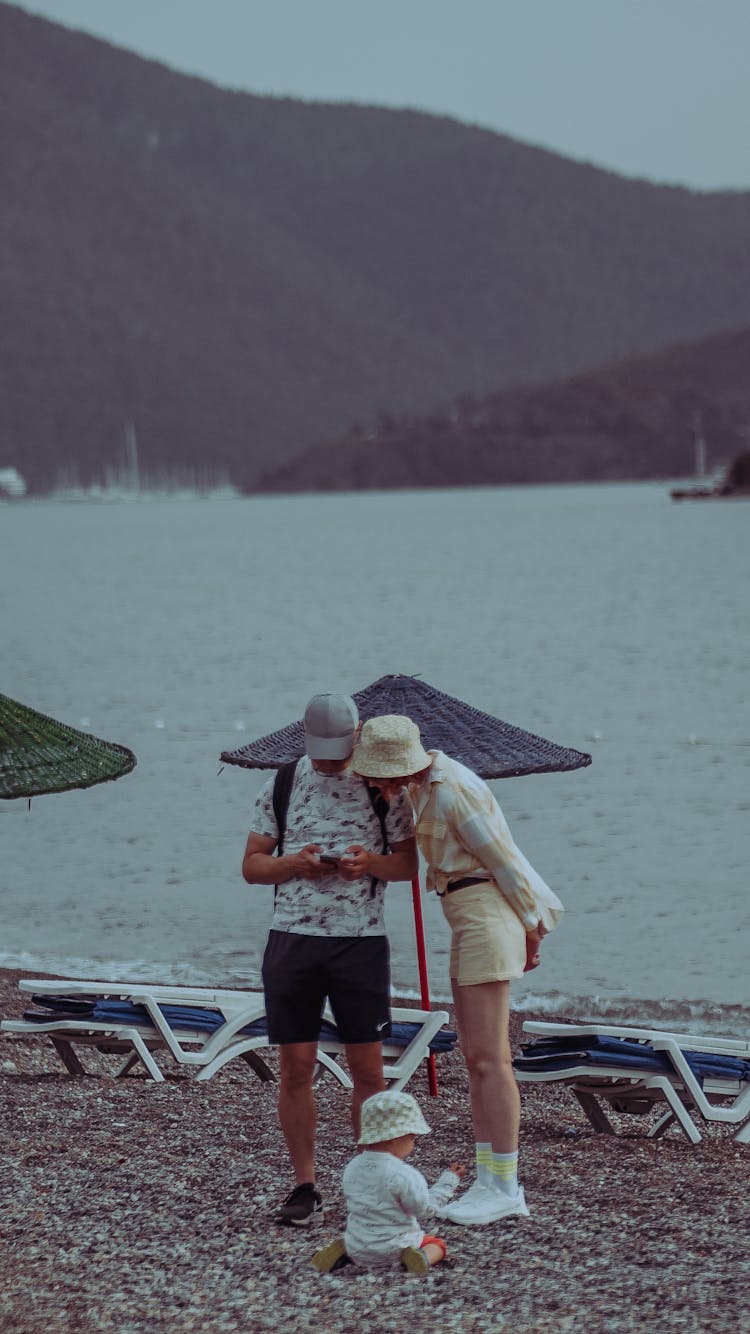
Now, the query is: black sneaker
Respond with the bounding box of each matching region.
[276,1183,323,1226]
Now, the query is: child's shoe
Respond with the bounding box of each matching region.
[400,1246,430,1275]
[312,1237,352,1273]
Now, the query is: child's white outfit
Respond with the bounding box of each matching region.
[342,1150,459,1267]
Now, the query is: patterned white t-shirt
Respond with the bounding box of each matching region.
[252,755,414,937]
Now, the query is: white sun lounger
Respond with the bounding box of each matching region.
[514,1020,750,1145]
[2,980,453,1093]
[3,982,273,1084]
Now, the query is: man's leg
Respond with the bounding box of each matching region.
[262,931,326,1222]
[328,936,390,1139]
[278,1041,319,1183]
[451,978,519,1151]
[344,1041,386,1139]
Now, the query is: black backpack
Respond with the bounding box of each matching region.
[272,759,389,897]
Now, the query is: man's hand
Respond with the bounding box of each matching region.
[242,835,338,886]
[289,843,329,878]
[338,844,373,880]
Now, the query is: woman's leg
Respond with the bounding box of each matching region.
[444,978,530,1223]
[451,978,519,1153]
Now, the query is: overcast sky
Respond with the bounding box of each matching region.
[9,0,750,191]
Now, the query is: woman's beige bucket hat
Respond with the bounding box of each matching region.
[351,714,431,779]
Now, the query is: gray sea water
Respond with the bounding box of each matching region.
[1,483,748,1033]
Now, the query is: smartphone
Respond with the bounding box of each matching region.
[319,853,340,866]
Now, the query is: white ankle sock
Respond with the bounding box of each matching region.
[488,1150,519,1196]
[475,1141,492,1185]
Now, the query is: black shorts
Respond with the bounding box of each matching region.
[261,931,391,1046]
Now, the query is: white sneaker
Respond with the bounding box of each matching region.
[443,1181,530,1226]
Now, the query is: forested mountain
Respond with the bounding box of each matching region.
[2,2,750,493]
[256,327,750,491]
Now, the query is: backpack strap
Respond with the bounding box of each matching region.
[272,759,299,899]
[272,759,299,856]
[364,781,389,898]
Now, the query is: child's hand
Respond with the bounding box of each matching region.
[449,1162,466,1178]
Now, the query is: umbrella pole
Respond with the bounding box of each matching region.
[411,874,438,1096]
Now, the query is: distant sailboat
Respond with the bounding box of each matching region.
[101,420,141,496]
[693,412,707,480]
[671,417,750,501]
[670,413,716,499]
[123,419,140,492]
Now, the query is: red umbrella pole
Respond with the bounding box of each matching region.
[411,874,438,1096]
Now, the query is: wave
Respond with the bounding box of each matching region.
[0,949,247,990]
[510,987,750,1037]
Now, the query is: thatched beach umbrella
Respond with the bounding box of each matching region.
[221,673,592,779]
[0,693,137,800]
[222,674,591,1092]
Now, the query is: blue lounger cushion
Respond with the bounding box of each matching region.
[25,996,457,1054]
[514,1034,750,1084]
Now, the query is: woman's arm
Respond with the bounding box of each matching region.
[449,788,543,931]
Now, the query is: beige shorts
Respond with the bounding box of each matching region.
[439,881,526,985]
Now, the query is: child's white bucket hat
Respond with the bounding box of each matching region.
[358,1090,431,1145]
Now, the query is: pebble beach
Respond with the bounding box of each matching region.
[1,967,748,1334]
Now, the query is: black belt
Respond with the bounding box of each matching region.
[438,875,487,897]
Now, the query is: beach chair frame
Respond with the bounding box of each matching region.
[3,982,273,1084]
[194,1003,452,1089]
[2,980,452,1093]
[515,1020,750,1145]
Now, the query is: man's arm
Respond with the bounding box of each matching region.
[339,837,418,884]
[242,832,328,885]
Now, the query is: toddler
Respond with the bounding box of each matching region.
[312,1089,464,1276]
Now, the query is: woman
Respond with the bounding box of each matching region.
[351,713,563,1227]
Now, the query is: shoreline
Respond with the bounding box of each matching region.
[1,966,747,1333]
[2,956,748,1040]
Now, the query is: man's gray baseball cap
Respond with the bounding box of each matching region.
[304,693,359,760]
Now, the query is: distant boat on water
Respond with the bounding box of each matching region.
[0,466,27,499]
[671,448,750,501]
[50,421,239,501]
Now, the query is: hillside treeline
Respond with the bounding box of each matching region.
[2,2,750,492]
[256,328,750,492]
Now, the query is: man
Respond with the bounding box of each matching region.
[351,713,563,1227]
[242,693,418,1227]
